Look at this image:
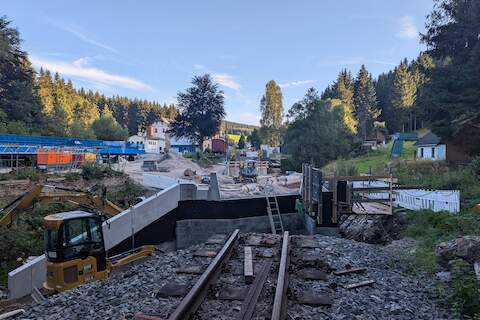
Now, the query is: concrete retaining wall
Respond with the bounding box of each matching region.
[7,183,181,299]
[176,212,310,248]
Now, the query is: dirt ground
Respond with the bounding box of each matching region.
[118,151,301,198]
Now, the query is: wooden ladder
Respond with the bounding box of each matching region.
[266,194,284,235]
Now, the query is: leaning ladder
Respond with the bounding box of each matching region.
[266,193,284,235]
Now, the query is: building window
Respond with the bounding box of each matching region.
[432,147,435,158]
[155,128,158,133]
[420,148,424,158]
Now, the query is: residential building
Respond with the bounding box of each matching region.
[127,119,170,154]
[414,131,470,162]
[414,132,446,160]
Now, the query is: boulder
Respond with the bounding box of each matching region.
[339,213,407,244]
[183,168,196,177]
[435,236,480,267]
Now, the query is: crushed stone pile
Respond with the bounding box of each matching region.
[19,235,443,320]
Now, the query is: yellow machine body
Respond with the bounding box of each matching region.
[45,256,109,292]
[42,210,155,293]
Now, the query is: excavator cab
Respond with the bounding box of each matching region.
[43,211,109,292]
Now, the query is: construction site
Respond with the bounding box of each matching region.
[0,147,455,320]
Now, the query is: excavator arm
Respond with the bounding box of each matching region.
[0,184,123,227]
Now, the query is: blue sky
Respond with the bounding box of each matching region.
[3,0,433,125]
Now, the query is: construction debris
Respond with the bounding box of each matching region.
[344,280,376,289]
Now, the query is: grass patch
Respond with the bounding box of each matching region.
[404,210,480,317]
[323,140,416,175]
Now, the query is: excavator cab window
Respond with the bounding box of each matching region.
[45,216,105,267]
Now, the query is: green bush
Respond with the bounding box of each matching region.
[450,260,480,318]
[336,160,359,176]
[0,167,40,181]
[106,179,143,208]
[80,162,122,180]
[404,210,480,318]
[470,157,480,178]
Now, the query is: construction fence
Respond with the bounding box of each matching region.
[352,180,460,213]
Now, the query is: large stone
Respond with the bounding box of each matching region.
[436,236,480,267]
[339,213,406,244]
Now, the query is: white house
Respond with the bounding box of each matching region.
[414,132,446,160]
[128,119,170,154]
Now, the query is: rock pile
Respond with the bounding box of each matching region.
[338,213,407,244]
[18,234,442,320]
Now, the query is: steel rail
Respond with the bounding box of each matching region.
[271,231,290,320]
[168,229,240,320]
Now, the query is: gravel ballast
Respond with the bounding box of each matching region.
[17,234,444,320]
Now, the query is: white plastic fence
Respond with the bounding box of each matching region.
[352,180,460,213]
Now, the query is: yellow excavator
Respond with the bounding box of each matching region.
[43,210,155,293]
[0,184,123,227]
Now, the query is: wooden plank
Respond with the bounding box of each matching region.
[332,171,337,224]
[344,280,375,289]
[0,179,30,185]
[333,267,366,275]
[244,246,254,284]
[237,259,273,320]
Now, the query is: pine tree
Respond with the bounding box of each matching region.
[0,17,42,131]
[248,128,262,149]
[334,69,357,134]
[260,80,283,146]
[392,61,417,132]
[238,134,246,149]
[353,65,380,141]
[376,71,397,132]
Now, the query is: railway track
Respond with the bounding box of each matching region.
[154,229,334,320]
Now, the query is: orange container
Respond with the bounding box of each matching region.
[37,149,73,165]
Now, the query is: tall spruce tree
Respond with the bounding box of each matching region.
[0,16,42,131]
[260,80,283,146]
[353,65,379,141]
[334,69,357,134]
[376,71,397,133]
[392,60,417,132]
[417,0,480,155]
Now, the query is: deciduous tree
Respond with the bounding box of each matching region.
[169,74,225,145]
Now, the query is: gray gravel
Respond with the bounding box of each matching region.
[17,234,445,320]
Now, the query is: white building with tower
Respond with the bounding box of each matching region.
[128,119,171,154]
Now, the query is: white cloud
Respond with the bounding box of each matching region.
[73,56,93,67]
[397,16,418,40]
[47,19,118,53]
[212,73,241,90]
[279,80,317,88]
[30,56,151,91]
[193,64,206,70]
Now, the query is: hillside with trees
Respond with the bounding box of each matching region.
[281,0,479,171]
